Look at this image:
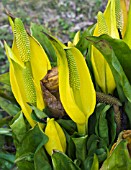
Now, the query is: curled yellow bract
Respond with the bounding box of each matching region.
[44,118,66,156]
[5,17,51,127]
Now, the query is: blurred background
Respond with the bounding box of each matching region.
[0,0,107,74]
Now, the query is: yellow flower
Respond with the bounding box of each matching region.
[51,37,96,134]
[68,31,80,47]
[5,17,51,126]
[91,0,123,94]
[44,118,66,156]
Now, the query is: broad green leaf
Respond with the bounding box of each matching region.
[0,96,20,116]
[95,148,107,163]
[87,134,107,163]
[101,140,131,170]
[11,112,48,170]
[87,35,131,102]
[64,131,76,160]
[88,110,97,136]
[106,107,117,147]
[87,134,99,156]
[0,152,15,164]
[30,23,57,63]
[0,152,15,170]
[10,112,27,146]
[95,104,110,145]
[34,148,52,170]
[72,135,88,163]
[57,119,77,134]
[15,154,34,170]
[84,155,94,170]
[52,151,81,170]
[16,125,48,156]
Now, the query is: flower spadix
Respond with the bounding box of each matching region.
[5,17,51,126]
[91,0,124,94]
[44,118,66,156]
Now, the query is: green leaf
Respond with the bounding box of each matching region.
[72,135,88,163]
[84,155,94,170]
[91,154,99,170]
[30,23,57,63]
[34,148,52,170]
[98,105,110,145]
[57,119,77,134]
[95,104,110,145]
[11,112,48,170]
[125,101,131,128]
[0,128,12,136]
[88,110,97,136]
[11,111,48,170]
[101,140,131,170]
[15,155,34,170]
[87,35,131,102]
[95,148,107,163]
[52,151,81,170]
[10,112,27,146]
[76,24,95,55]
[16,125,48,155]
[29,104,47,119]
[0,96,20,116]
[0,152,15,164]
[0,116,13,127]
[29,104,48,124]
[87,134,107,163]
[65,132,76,160]
[87,134,99,156]
[106,108,117,147]
[0,152,15,170]
[0,72,10,85]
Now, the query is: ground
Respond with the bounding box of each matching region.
[0,0,107,74]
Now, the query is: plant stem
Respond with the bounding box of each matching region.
[77,123,86,135]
